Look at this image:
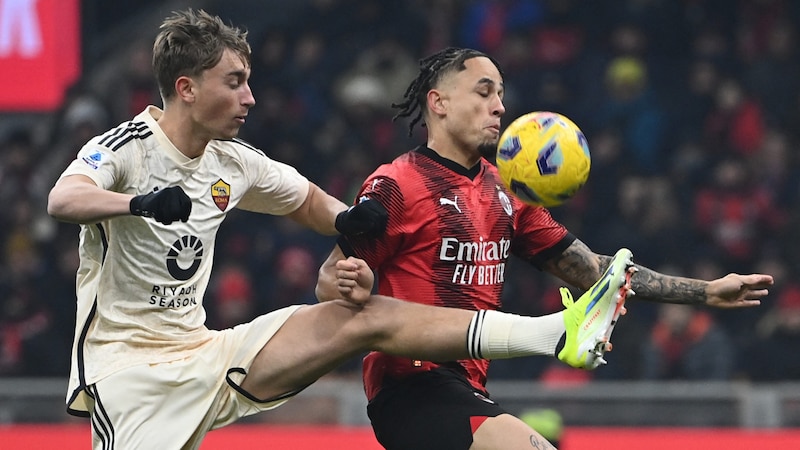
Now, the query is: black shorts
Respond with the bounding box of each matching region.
[366,368,507,450]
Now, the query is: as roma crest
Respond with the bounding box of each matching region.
[211,179,231,211]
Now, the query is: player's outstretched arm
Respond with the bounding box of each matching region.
[631,269,773,308]
[542,239,773,308]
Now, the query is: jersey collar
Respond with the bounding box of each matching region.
[415,146,482,180]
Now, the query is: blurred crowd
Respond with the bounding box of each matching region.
[1,0,799,383]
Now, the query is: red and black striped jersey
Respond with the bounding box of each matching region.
[338,146,574,400]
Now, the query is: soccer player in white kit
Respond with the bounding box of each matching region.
[46,8,770,450]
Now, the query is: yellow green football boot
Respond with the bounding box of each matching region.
[558,248,637,369]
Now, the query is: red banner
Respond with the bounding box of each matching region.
[1,425,799,449]
[0,0,81,111]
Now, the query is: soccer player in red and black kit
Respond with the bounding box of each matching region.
[316,47,773,450]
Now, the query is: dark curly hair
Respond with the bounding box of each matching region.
[392,47,504,136]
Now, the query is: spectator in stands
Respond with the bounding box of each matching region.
[458,0,544,53]
[669,59,722,144]
[742,17,800,127]
[270,246,320,308]
[640,302,735,380]
[703,77,765,156]
[693,157,784,269]
[592,56,666,173]
[749,262,800,381]
[208,262,255,330]
[0,201,68,376]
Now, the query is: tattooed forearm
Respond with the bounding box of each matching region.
[545,240,709,305]
[631,264,708,305]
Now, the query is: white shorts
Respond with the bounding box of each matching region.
[89,305,303,450]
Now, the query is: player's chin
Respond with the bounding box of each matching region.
[219,127,242,140]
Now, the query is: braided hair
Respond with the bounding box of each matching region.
[392,47,504,137]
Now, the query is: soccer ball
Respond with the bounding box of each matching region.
[496,111,591,207]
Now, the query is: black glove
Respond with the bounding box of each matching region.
[335,198,388,237]
[130,186,192,225]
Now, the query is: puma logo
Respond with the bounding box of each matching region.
[439,196,462,213]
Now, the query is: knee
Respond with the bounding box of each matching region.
[332,295,398,344]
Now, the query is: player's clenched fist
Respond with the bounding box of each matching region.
[130,186,192,225]
[335,257,375,305]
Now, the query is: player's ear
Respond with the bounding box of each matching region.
[427,89,447,116]
[175,76,196,103]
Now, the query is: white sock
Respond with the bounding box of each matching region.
[467,310,566,359]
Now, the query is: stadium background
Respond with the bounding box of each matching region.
[1,0,799,448]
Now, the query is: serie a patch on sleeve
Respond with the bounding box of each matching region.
[79,148,108,170]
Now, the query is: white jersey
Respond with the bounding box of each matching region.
[60,106,310,414]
